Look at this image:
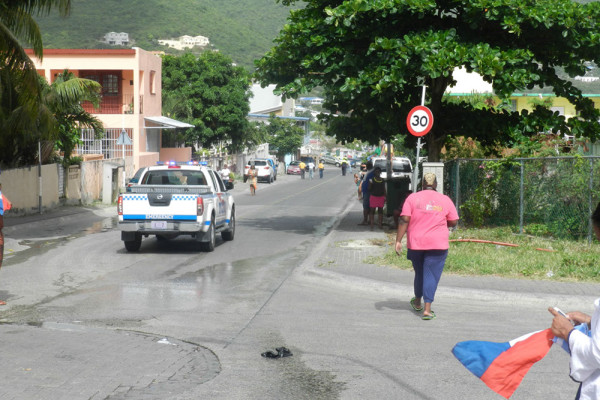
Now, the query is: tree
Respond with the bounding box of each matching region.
[0,0,71,166]
[255,0,600,161]
[162,52,253,153]
[40,70,103,161]
[259,115,305,159]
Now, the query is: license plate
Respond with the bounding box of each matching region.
[151,221,167,230]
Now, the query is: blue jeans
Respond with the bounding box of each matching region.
[407,249,448,304]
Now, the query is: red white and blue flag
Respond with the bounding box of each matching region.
[452,329,554,399]
[0,191,11,216]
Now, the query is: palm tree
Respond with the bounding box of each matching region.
[0,0,71,166]
[40,70,104,161]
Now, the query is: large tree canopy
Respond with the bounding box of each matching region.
[0,0,71,166]
[162,52,253,153]
[255,0,600,161]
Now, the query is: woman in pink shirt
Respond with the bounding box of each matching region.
[395,173,459,320]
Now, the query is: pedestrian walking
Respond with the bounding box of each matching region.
[358,161,374,225]
[318,161,324,178]
[341,159,348,176]
[308,161,315,180]
[548,201,600,400]
[394,173,459,320]
[248,165,258,195]
[0,183,12,306]
[368,167,386,230]
[299,161,306,179]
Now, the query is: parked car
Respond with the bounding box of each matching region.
[125,167,148,192]
[372,157,413,180]
[244,159,275,183]
[320,155,340,166]
[286,160,302,175]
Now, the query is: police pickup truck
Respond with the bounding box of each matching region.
[117,162,235,252]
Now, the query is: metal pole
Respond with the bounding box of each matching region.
[412,85,427,193]
[38,141,42,214]
[519,160,524,234]
[589,158,594,244]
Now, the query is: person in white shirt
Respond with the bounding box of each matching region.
[549,202,600,400]
[221,165,231,182]
[307,161,315,180]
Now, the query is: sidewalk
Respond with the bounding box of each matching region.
[307,194,600,309]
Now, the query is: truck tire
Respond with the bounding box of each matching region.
[221,208,235,241]
[200,216,216,252]
[124,235,142,252]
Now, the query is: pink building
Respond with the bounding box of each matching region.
[25,48,193,175]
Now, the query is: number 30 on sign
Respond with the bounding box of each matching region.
[406,105,434,137]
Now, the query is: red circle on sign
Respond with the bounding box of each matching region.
[406,106,434,137]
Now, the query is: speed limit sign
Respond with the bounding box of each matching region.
[406,105,434,137]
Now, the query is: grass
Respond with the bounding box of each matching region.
[378,226,600,282]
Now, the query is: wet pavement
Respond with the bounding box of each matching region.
[0,179,599,399]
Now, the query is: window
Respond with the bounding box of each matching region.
[150,70,156,94]
[103,74,119,96]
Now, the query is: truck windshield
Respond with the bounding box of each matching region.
[141,170,208,185]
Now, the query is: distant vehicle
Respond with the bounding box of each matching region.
[300,156,315,165]
[286,160,302,175]
[244,159,275,183]
[265,158,277,181]
[320,155,340,166]
[371,157,413,181]
[125,167,148,192]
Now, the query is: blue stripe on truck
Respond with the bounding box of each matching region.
[123,215,198,221]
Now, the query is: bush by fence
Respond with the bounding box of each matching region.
[444,156,600,241]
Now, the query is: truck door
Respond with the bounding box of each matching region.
[208,170,227,225]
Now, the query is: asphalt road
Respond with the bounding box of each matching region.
[0,167,597,399]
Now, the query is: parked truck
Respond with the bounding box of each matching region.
[117,162,235,252]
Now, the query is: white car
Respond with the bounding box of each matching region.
[372,157,413,180]
[244,159,275,183]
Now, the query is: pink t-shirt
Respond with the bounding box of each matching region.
[401,189,459,250]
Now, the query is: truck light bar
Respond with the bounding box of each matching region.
[156,161,208,166]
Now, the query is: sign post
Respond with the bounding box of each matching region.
[407,87,434,192]
[116,129,132,187]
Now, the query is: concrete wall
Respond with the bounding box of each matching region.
[0,158,129,215]
[159,147,192,162]
[0,164,60,215]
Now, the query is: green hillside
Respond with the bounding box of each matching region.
[33,0,296,70]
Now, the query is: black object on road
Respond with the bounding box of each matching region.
[261,347,293,358]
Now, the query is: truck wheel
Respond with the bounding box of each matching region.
[124,235,142,252]
[200,217,216,252]
[222,208,235,241]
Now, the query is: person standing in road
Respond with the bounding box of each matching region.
[395,173,459,320]
[248,165,258,195]
[341,159,348,176]
[0,184,12,306]
[299,161,306,179]
[549,201,600,400]
[318,160,324,178]
[368,167,386,230]
[358,161,374,225]
[308,161,315,180]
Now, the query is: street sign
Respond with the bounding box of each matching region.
[406,105,434,137]
[116,129,132,145]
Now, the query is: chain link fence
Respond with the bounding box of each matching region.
[444,156,600,241]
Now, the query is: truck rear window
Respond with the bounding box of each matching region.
[141,170,208,185]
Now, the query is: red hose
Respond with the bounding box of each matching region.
[450,239,556,252]
[450,239,519,247]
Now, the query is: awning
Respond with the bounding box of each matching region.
[144,116,194,129]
